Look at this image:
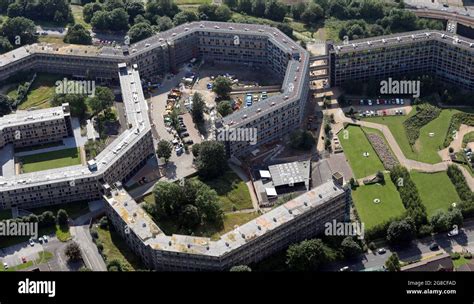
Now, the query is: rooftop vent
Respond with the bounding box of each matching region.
[187,244,191,248]
[318,194,323,198]
[142,223,146,228]
[273,217,277,222]
[241,234,245,239]
[133,212,137,217]
[304,202,308,206]
[256,108,261,113]
[168,241,172,246]
[288,210,293,214]
[225,242,229,247]
[397,37,401,42]
[242,114,247,119]
[257,226,262,230]
[270,102,275,106]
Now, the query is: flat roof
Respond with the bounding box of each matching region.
[268,160,311,187]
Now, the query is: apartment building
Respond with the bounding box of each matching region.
[0,103,72,149]
[0,64,154,210]
[104,173,350,271]
[328,31,474,90]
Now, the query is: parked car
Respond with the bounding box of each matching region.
[377,248,386,254]
[180,132,189,137]
[3,262,8,269]
[429,243,439,251]
[38,237,44,244]
[185,139,194,145]
[339,266,350,272]
[29,239,35,246]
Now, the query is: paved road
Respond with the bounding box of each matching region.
[70,209,107,271]
[325,220,474,271]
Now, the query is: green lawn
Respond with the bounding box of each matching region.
[71,5,92,30]
[18,74,63,110]
[453,256,472,269]
[55,225,72,242]
[411,171,461,217]
[351,174,406,230]
[363,109,461,164]
[19,148,82,173]
[338,125,385,179]
[96,227,144,271]
[25,200,90,220]
[194,170,253,212]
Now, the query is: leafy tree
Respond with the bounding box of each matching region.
[156,16,173,31]
[230,265,252,272]
[146,0,179,20]
[264,0,287,22]
[107,259,124,271]
[215,5,232,22]
[173,10,198,25]
[83,2,103,23]
[197,3,217,20]
[290,129,314,151]
[341,237,362,258]
[0,36,12,54]
[39,211,55,228]
[385,253,401,271]
[64,24,92,45]
[301,2,324,25]
[191,92,205,123]
[180,204,201,228]
[217,100,233,117]
[223,0,238,9]
[237,0,252,15]
[156,140,172,163]
[286,239,333,271]
[126,1,145,23]
[212,76,232,99]
[386,218,415,245]
[51,94,88,119]
[128,22,154,43]
[56,209,69,227]
[0,94,11,116]
[430,209,462,233]
[65,242,82,261]
[291,2,306,20]
[2,17,37,46]
[195,141,227,179]
[191,143,201,157]
[87,87,115,116]
[104,0,125,11]
[109,8,130,31]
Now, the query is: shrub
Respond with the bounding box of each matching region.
[403,104,441,146]
[451,252,461,260]
[464,252,472,259]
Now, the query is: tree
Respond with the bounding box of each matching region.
[109,8,130,31]
[0,94,11,116]
[2,17,37,46]
[230,265,252,272]
[191,92,205,123]
[63,24,92,45]
[156,16,173,31]
[156,140,172,163]
[173,10,198,25]
[215,5,232,22]
[286,239,332,271]
[107,259,124,271]
[191,143,201,157]
[376,171,385,183]
[146,0,179,20]
[430,209,462,233]
[290,129,314,151]
[65,242,82,261]
[341,237,362,259]
[180,204,201,228]
[385,253,401,271]
[291,2,306,20]
[126,1,145,23]
[56,209,69,227]
[237,0,252,15]
[197,3,217,20]
[195,141,227,180]
[128,22,154,43]
[217,100,233,117]
[223,0,238,10]
[264,0,287,22]
[39,211,55,228]
[212,76,232,99]
[0,36,12,54]
[386,218,415,245]
[83,2,103,23]
[104,0,125,11]
[51,94,88,119]
[87,87,115,116]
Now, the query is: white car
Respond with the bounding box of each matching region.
[3,262,8,269]
[29,239,35,246]
[42,235,49,242]
[377,248,386,254]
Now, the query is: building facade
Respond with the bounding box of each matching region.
[104,174,350,271]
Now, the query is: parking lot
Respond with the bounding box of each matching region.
[345,97,413,117]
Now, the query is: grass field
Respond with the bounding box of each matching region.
[19,148,82,173]
[463,131,474,148]
[411,171,461,217]
[71,5,92,30]
[97,227,144,271]
[363,108,461,164]
[351,173,406,230]
[16,74,62,110]
[338,125,385,179]
[194,170,253,212]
